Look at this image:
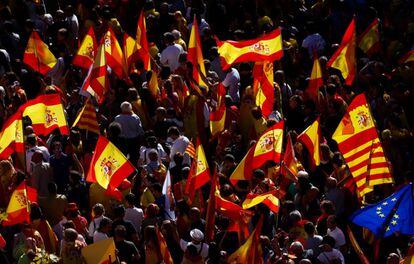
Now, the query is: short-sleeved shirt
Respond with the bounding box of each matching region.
[327,227,346,248]
[116,240,139,263]
[179,240,209,259]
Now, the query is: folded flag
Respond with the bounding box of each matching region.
[252,61,275,118]
[0,112,24,159]
[252,121,284,169]
[350,183,414,238]
[103,28,125,78]
[297,117,321,167]
[81,237,116,264]
[281,134,299,182]
[217,28,283,70]
[188,16,208,89]
[210,104,226,137]
[136,10,151,71]
[242,189,283,213]
[73,27,97,69]
[86,136,136,200]
[358,18,380,57]
[23,31,57,75]
[72,99,100,134]
[307,53,324,100]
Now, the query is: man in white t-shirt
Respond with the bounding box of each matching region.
[327,215,346,250]
[160,32,184,72]
[180,229,209,260]
[167,127,191,167]
[222,67,240,103]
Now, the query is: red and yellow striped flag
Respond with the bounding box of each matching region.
[229,146,254,183]
[332,94,393,197]
[2,181,37,226]
[20,94,69,136]
[156,228,173,264]
[123,33,139,74]
[73,27,97,70]
[281,134,299,182]
[23,31,57,75]
[210,104,226,137]
[103,28,125,78]
[188,17,207,89]
[399,50,414,65]
[136,11,151,71]
[358,18,380,57]
[297,117,321,166]
[242,189,283,213]
[185,138,211,203]
[72,99,100,134]
[253,61,275,118]
[86,136,136,200]
[0,112,24,159]
[184,140,196,159]
[252,121,284,169]
[217,28,283,70]
[82,43,109,104]
[327,18,356,85]
[307,53,324,100]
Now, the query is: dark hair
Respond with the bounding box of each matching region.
[125,193,136,205]
[114,205,126,218]
[304,222,315,234]
[152,183,162,193]
[48,182,57,194]
[114,225,127,238]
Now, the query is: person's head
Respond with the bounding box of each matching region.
[326,177,338,190]
[327,215,338,229]
[189,207,201,222]
[63,228,78,243]
[320,235,336,252]
[66,203,79,218]
[144,225,157,243]
[387,253,400,264]
[114,225,127,241]
[120,101,133,114]
[47,182,58,195]
[114,205,126,219]
[320,144,333,162]
[320,200,335,215]
[151,183,163,198]
[252,169,265,184]
[190,228,204,244]
[98,217,112,233]
[31,150,43,164]
[52,141,63,155]
[167,126,180,140]
[289,210,302,224]
[125,193,136,208]
[251,107,263,119]
[304,222,316,236]
[26,134,37,148]
[30,203,42,220]
[156,106,167,120]
[223,154,235,168]
[92,203,105,218]
[164,32,175,45]
[289,241,304,257]
[145,203,160,218]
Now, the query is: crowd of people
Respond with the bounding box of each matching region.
[0,0,413,263]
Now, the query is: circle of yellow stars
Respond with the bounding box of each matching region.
[376,197,399,232]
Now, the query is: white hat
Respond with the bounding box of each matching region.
[190,229,204,242]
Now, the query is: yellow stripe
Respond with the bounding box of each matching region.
[342,139,377,159]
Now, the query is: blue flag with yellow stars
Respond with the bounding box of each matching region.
[349,183,414,238]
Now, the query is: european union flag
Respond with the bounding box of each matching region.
[349,183,414,238]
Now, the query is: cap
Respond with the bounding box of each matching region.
[190,229,204,242]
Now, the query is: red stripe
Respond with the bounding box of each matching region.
[210,105,226,121]
[217,28,282,48]
[365,42,381,57]
[2,208,30,226]
[23,53,53,75]
[343,140,380,161]
[72,55,93,70]
[220,50,283,70]
[357,19,379,43]
[297,133,317,165]
[263,199,280,213]
[86,136,109,183]
[337,128,378,154]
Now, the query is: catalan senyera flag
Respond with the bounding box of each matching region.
[347,226,370,264]
[23,31,57,75]
[281,134,299,182]
[72,99,100,134]
[156,228,173,264]
[81,237,116,264]
[136,10,151,71]
[227,216,264,264]
[253,61,275,118]
[20,94,69,136]
[184,140,196,159]
[86,136,136,201]
[358,18,380,57]
[332,94,393,196]
[123,33,139,74]
[82,43,109,104]
[185,139,211,203]
[210,104,226,137]
[0,112,24,159]
[2,181,37,226]
[327,18,356,86]
[103,28,125,78]
[252,121,284,169]
[217,28,283,70]
[242,189,282,213]
[399,50,414,65]
[307,53,324,100]
[297,117,321,167]
[188,17,208,89]
[73,27,97,70]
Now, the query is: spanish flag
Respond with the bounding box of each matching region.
[358,18,380,57]
[217,28,283,70]
[229,146,254,183]
[82,43,109,104]
[227,216,263,264]
[307,53,324,100]
[399,50,414,64]
[1,181,37,226]
[188,17,208,89]
[281,134,299,182]
[72,99,100,134]
[210,104,226,137]
[327,18,356,86]
[123,33,139,74]
[86,136,136,201]
[242,189,282,213]
[253,61,275,118]
[332,94,393,197]
[23,31,57,75]
[73,27,97,70]
[103,28,125,78]
[147,70,159,98]
[20,94,69,136]
[205,169,218,242]
[252,121,284,169]
[297,117,321,167]
[156,227,173,264]
[0,112,24,159]
[136,10,151,71]
[185,138,211,203]
[81,238,116,264]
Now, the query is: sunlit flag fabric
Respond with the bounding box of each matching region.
[307,53,324,100]
[1,181,37,226]
[184,140,196,159]
[252,121,284,169]
[399,50,414,64]
[252,61,275,118]
[327,18,356,85]
[188,17,208,89]
[358,18,380,57]
[72,99,100,134]
[350,183,414,238]
[162,170,175,220]
[82,43,109,104]
[0,112,24,159]
[210,104,226,137]
[73,27,97,70]
[229,146,254,183]
[281,134,299,182]
[217,28,283,70]
[297,117,321,167]
[81,237,116,264]
[20,94,69,136]
[332,94,393,197]
[87,136,136,201]
[23,31,57,75]
[242,189,283,213]
[136,10,151,71]
[147,70,159,98]
[123,33,139,74]
[103,28,125,78]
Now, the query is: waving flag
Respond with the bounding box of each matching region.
[350,183,414,238]
[297,117,321,167]
[162,170,175,220]
[20,94,69,136]
[81,238,116,264]
[0,112,24,159]
[136,10,151,71]
[327,18,356,85]
[229,146,254,183]
[188,17,207,89]
[332,94,393,196]
[103,29,125,78]
[86,136,136,200]
[242,189,283,213]
[253,61,275,117]
[72,99,100,134]
[123,33,139,74]
[210,104,226,137]
[281,134,299,182]
[217,28,283,70]
[307,53,324,100]
[399,50,414,64]
[252,121,284,169]
[73,27,97,69]
[23,31,57,75]
[147,70,159,97]
[358,18,380,57]
[184,140,196,159]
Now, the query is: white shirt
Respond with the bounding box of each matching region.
[168,135,191,167]
[26,146,50,175]
[139,144,168,165]
[327,227,346,248]
[93,231,108,243]
[317,249,345,264]
[222,68,240,103]
[160,44,184,72]
[180,240,209,259]
[114,114,144,139]
[88,215,104,238]
[124,207,144,233]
